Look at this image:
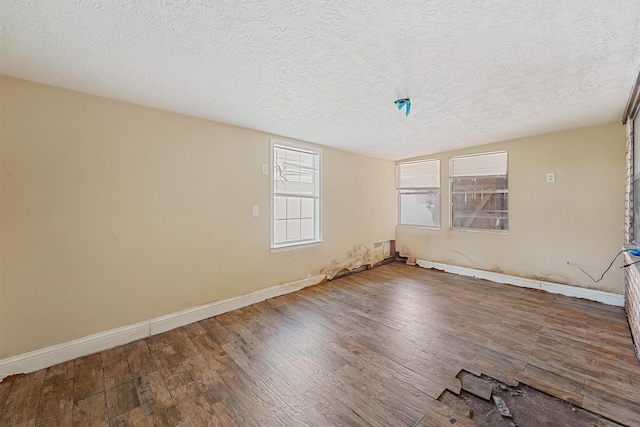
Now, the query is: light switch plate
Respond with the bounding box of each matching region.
[252,205,259,216]
[262,164,269,175]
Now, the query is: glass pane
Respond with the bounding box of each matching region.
[287,219,301,241]
[301,198,314,218]
[274,196,287,220]
[451,183,508,231]
[301,218,315,240]
[399,191,439,227]
[274,220,286,244]
[287,197,301,218]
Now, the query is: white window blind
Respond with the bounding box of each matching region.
[450,151,507,177]
[274,145,319,197]
[397,160,439,188]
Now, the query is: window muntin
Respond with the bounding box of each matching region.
[271,141,321,248]
[450,152,508,231]
[397,159,440,227]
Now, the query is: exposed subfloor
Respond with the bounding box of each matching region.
[440,376,624,426]
[1,262,640,426]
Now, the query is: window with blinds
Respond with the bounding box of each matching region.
[271,141,321,248]
[397,159,440,227]
[450,151,508,231]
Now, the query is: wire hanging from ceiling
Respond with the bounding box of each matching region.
[395,98,411,116]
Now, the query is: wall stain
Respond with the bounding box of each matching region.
[318,244,387,280]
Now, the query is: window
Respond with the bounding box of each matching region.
[450,151,508,231]
[271,140,321,248]
[397,159,440,227]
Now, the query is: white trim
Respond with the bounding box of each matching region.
[0,274,326,381]
[270,240,323,253]
[415,259,624,307]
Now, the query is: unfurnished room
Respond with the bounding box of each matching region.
[1,1,640,426]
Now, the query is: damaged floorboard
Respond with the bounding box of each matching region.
[2,263,640,426]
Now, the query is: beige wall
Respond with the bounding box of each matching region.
[397,122,626,294]
[0,76,397,358]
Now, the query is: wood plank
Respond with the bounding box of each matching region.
[316,371,410,427]
[133,371,175,416]
[331,335,446,399]
[100,346,127,369]
[73,354,104,402]
[36,378,74,424]
[44,361,75,386]
[124,340,157,379]
[103,361,132,391]
[36,411,72,427]
[515,368,583,407]
[582,395,640,427]
[0,380,14,419]
[108,406,150,427]
[457,371,492,401]
[416,398,478,427]
[404,354,463,394]
[1,369,46,426]
[209,400,246,427]
[169,383,216,427]
[330,363,429,426]
[72,392,108,427]
[182,322,206,338]
[302,385,372,427]
[105,380,140,418]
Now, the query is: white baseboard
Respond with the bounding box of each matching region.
[0,274,326,381]
[415,259,624,307]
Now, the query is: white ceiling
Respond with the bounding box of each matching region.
[2,1,640,160]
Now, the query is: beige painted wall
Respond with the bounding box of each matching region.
[0,76,397,358]
[397,122,626,294]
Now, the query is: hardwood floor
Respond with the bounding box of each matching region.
[1,262,640,426]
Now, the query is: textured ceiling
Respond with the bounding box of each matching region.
[2,1,640,160]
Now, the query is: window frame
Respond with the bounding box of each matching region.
[397,159,441,228]
[449,151,508,233]
[270,139,322,251]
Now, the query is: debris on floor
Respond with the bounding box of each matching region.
[438,376,624,427]
[492,396,512,418]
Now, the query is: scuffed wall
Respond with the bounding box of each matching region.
[0,76,397,358]
[397,123,626,294]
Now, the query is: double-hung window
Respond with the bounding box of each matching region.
[450,151,508,231]
[397,159,440,227]
[271,140,321,248]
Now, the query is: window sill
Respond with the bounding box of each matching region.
[397,224,440,230]
[270,240,324,253]
[451,228,508,234]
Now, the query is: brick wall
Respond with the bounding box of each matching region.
[624,252,640,360]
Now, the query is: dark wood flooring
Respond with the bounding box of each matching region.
[1,262,640,426]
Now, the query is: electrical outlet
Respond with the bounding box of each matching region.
[252,205,259,216]
[546,173,555,183]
